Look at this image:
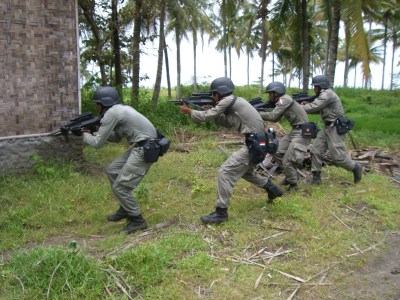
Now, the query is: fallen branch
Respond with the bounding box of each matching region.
[341,204,369,219]
[287,285,300,300]
[346,239,385,257]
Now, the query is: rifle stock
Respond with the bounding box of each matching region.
[249,97,276,111]
[292,91,317,104]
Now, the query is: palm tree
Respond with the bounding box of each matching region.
[78,0,110,86]
[166,0,192,98]
[152,0,166,106]
[379,0,400,90]
[187,0,215,91]
[234,4,261,86]
[389,16,400,90]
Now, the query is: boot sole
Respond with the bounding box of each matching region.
[120,223,148,234]
[200,218,228,225]
[107,215,129,222]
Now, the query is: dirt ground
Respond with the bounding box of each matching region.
[326,232,400,300]
[2,131,399,299]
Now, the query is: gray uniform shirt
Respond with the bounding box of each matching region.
[83,104,157,149]
[302,89,344,122]
[191,94,265,134]
[259,94,308,126]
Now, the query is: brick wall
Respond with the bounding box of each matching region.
[0,0,79,137]
[0,0,81,175]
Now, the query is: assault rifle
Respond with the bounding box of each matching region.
[248,97,276,111]
[51,112,101,142]
[170,92,215,111]
[292,91,317,104]
[249,91,317,111]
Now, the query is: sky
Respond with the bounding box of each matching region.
[139,35,399,91]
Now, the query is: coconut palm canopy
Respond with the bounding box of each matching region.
[78,0,400,97]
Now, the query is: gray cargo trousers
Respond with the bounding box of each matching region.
[215,146,269,208]
[274,129,310,185]
[311,125,355,172]
[106,147,152,216]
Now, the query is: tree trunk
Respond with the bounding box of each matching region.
[192,33,198,91]
[301,0,309,90]
[131,0,142,106]
[390,26,397,91]
[272,52,275,82]
[152,0,166,106]
[175,27,182,99]
[223,25,228,77]
[327,0,340,87]
[258,0,269,94]
[78,0,108,85]
[164,37,172,99]
[259,17,267,94]
[343,24,350,88]
[111,0,122,90]
[381,20,388,90]
[247,53,250,86]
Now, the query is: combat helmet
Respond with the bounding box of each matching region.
[210,77,235,96]
[311,75,330,89]
[93,86,120,107]
[266,81,286,95]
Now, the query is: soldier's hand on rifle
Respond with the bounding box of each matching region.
[180,103,192,115]
[81,128,91,133]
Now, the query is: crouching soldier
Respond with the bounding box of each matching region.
[259,82,312,191]
[302,75,362,184]
[179,77,284,225]
[82,86,159,234]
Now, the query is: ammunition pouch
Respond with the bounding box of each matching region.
[156,130,170,156]
[245,131,279,164]
[142,130,171,163]
[143,140,161,163]
[301,122,319,138]
[335,116,355,135]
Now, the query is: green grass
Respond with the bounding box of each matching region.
[0,86,399,299]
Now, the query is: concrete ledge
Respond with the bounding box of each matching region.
[0,134,84,176]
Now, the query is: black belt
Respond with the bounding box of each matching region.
[292,125,302,130]
[325,121,334,126]
[134,140,147,147]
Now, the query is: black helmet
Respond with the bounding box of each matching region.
[311,75,330,89]
[266,81,286,95]
[93,86,120,107]
[210,77,235,95]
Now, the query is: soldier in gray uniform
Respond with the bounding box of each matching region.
[180,77,284,225]
[259,82,311,191]
[302,75,362,184]
[82,86,158,234]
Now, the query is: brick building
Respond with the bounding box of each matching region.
[0,0,82,175]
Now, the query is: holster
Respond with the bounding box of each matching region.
[142,129,171,163]
[143,140,161,163]
[335,116,355,135]
[245,132,279,164]
[301,122,319,138]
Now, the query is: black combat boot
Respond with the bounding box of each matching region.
[280,178,290,186]
[107,206,128,222]
[121,214,148,234]
[200,207,228,225]
[353,164,362,184]
[287,183,298,192]
[311,171,321,184]
[264,180,284,203]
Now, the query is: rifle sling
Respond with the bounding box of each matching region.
[224,96,237,115]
